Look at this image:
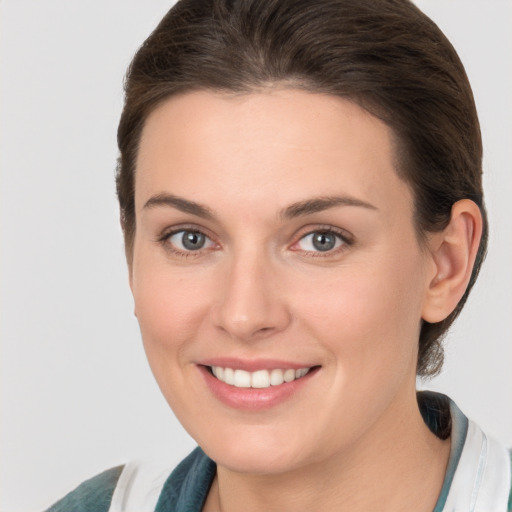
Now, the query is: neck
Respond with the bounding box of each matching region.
[203,389,450,512]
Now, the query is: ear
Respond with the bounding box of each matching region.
[422,199,483,323]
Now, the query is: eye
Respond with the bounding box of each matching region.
[295,230,346,253]
[167,230,216,252]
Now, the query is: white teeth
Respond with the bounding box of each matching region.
[210,366,312,388]
[270,368,284,386]
[295,368,308,379]
[283,369,295,382]
[224,367,235,385]
[251,369,270,388]
[233,369,251,388]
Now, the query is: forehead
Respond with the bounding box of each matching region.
[135,89,413,218]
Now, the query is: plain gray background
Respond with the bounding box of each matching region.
[1,1,511,511]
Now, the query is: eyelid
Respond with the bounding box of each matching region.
[170,230,216,250]
[155,223,353,258]
[289,225,354,254]
[156,224,220,256]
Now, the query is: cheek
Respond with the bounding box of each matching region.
[296,253,426,373]
[131,259,215,361]
[130,262,219,421]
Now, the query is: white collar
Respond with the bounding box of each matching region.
[437,396,511,511]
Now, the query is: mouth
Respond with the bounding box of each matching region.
[198,359,321,410]
[207,365,314,389]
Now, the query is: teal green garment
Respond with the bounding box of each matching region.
[43,450,214,512]
[422,392,468,512]
[44,392,512,512]
[45,466,123,512]
[155,448,216,511]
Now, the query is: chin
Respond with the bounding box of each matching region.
[197,424,316,475]
[210,446,303,475]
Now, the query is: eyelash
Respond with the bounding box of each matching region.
[290,226,353,258]
[157,225,218,258]
[156,225,353,259]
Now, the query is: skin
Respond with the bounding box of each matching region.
[129,89,481,511]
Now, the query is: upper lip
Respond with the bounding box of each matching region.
[198,358,317,372]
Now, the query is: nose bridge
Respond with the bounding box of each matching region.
[213,245,290,340]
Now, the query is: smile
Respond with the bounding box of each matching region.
[209,366,312,388]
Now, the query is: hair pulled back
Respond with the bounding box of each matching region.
[117,0,488,377]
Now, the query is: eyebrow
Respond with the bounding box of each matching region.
[143,194,215,220]
[280,196,377,219]
[142,193,377,220]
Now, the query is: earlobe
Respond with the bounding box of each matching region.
[422,199,483,323]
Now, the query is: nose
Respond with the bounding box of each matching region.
[212,251,292,341]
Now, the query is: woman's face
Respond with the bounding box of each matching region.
[131,89,437,474]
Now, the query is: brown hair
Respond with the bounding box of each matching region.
[116,0,488,377]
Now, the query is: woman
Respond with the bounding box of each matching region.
[46,0,511,510]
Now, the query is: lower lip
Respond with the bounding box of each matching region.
[198,366,319,411]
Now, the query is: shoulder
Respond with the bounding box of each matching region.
[150,447,216,512]
[44,448,216,512]
[419,391,512,511]
[44,465,124,512]
[107,448,215,512]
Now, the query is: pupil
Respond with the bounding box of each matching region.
[182,231,205,250]
[312,232,336,251]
